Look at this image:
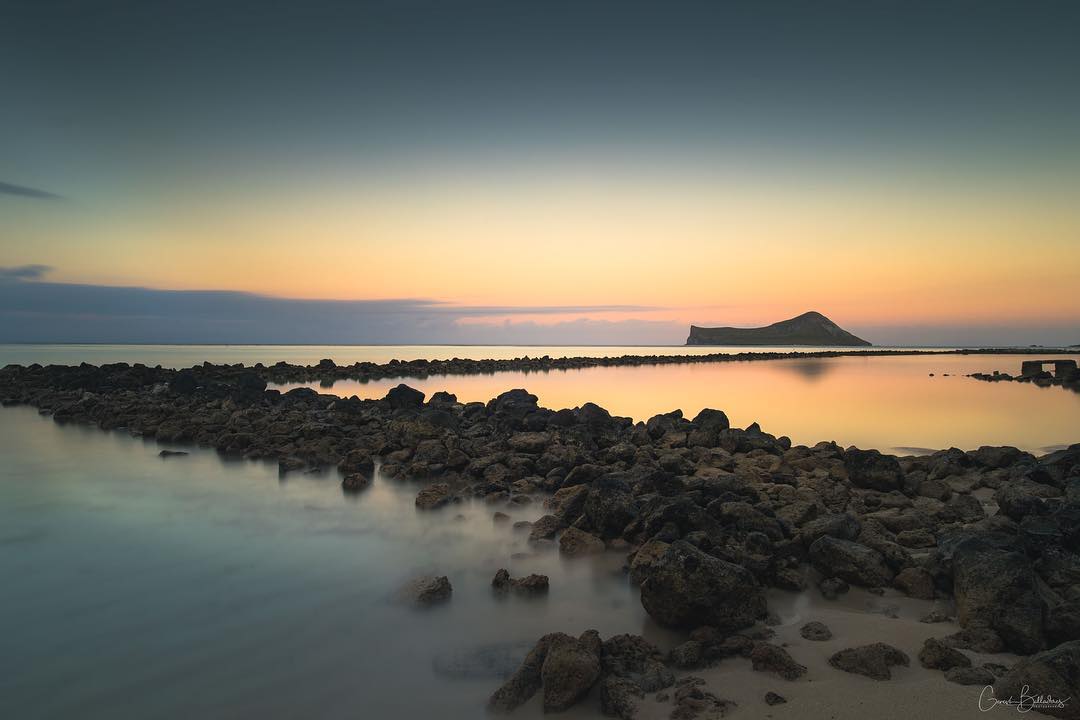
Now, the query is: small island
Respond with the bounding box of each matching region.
[687,311,872,346]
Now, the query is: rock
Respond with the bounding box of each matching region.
[398,575,452,606]
[896,529,936,548]
[993,640,1080,719]
[809,536,894,587]
[692,408,730,432]
[750,642,807,680]
[489,634,554,713]
[528,514,563,544]
[798,513,861,545]
[764,691,787,705]
[584,474,636,538]
[894,567,936,599]
[670,640,704,669]
[158,449,188,458]
[941,628,1005,654]
[945,665,996,685]
[493,511,511,524]
[492,568,550,596]
[599,676,644,720]
[541,631,602,712]
[845,448,904,492]
[829,643,910,680]
[671,676,734,720]
[546,484,590,525]
[384,383,425,409]
[639,540,766,631]
[415,483,452,510]
[952,535,1046,654]
[558,527,605,557]
[800,621,833,641]
[918,637,971,671]
[341,473,372,492]
[629,539,670,585]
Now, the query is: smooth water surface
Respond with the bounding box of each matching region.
[0,407,665,720]
[277,354,1080,454]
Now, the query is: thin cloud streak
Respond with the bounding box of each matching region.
[0,181,64,200]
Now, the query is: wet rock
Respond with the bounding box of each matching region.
[492,568,550,596]
[952,535,1046,654]
[541,630,603,712]
[639,540,766,631]
[341,473,372,492]
[628,539,670,585]
[800,621,832,641]
[558,527,605,557]
[750,642,807,680]
[829,643,910,680]
[545,484,589,525]
[528,514,563,544]
[809,536,894,587]
[601,633,674,693]
[158,449,188,458]
[599,676,644,720]
[941,628,1005,654]
[670,640,705,669]
[798,513,862,545]
[993,640,1080,720]
[489,634,554,713]
[398,575,452,606]
[918,637,971,671]
[584,474,637,538]
[415,482,453,510]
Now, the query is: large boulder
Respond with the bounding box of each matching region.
[845,448,904,492]
[583,474,637,538]
[541,631,603,712]
[385,383,425,409]
[639,540,766,630]
[397,575,452,606]
[809,536,894,587]
[918,637,971,671]
[952,535,1046,654]
[993,640,1080,719]
[558,527,605,557]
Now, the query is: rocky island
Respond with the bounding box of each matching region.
[687,311,872,347]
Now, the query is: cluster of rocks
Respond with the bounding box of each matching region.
[3,360,1080,717]
[970,359,1080,393]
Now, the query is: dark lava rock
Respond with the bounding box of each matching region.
[671,676,734,720]
[764,691,787,706]
[800,621,833,641]
[158,449,188,458]
[941,628,1005,654]
[845,448,904,492]
[558,527,605,557]
[993,640,1080,720]
[828,643,910,680]
[341,473,372,492]
[809,536,894,587]
[385,383,425,410]
[818,577,850,600]
[952,535,1046,654]
[491,568,549,596]
[398,575,452,606]
[669,640,704,669]
[639,540,766,631]
[918,637,971,671]
[415,483,453,510]
[541,630,602,712]
[894,567,936,600]
[750,642,807,680]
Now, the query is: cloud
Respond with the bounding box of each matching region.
[0,264,52,281]
[0,181,64,201]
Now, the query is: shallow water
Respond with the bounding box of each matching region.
[276,353,1080,454]
[0,407,672,720]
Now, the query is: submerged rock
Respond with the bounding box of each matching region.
[491,568,549,596]
[397,575,452,606]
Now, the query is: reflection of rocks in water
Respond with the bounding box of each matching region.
[432,641,536,680]
[784,358,835,382]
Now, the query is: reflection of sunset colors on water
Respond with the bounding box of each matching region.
[277,354,1080,454]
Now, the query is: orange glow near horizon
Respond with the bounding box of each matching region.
[5,167,1079,330]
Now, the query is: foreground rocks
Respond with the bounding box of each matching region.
[829,643,910,680]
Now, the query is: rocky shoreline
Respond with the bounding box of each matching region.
[2,360,1079,718]
[969,359,1080,393]
[73,347,1078,386]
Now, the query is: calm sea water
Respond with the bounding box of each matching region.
[0,407,665,719]
[2,344,1077,452]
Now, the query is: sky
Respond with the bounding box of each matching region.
[2,0,1079,346]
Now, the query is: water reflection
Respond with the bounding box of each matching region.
[275,354,1080,453]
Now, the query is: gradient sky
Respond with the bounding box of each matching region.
[2,0,1079,345]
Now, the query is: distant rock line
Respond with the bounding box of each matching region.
[686,311,871,347]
